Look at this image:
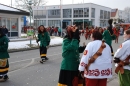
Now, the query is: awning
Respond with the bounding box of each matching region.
[74,19,89,22]
[62,20,71,22]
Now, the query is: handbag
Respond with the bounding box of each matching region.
[0,59,7,67]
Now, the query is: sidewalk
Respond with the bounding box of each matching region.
[8,36,63,53]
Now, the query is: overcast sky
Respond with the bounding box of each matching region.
[0,0,130,10]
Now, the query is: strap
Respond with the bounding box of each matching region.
[85,41,106,71]
[115,55,130,74]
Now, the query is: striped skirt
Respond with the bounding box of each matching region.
[0,58,9,75]
[57,70,83,86]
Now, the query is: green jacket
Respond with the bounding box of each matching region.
[38,32,50,47]
[0,36,9,59]
[102,30,113,46]
[61,38,85,71]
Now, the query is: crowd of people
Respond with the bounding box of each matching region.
[57,19,130,86]
[0,19,130,86]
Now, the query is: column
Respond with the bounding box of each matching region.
[18,16,21,38]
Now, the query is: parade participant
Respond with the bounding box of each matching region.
[99,27,103,34]
[0,28,9,82]
[113,29,130,86]
[36,25,50,63]
[57,26,85,86]
[113,27,120,43]
[79,31,112,86]
[102,19,115,56]
[85,26,89,40]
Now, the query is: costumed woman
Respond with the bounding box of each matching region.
[102,19,116,56]
[36,25,50,63]
[57,26,85,86]
[0,28,9,82]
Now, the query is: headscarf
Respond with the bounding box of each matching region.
[0,28,5,37]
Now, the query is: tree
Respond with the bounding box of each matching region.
[15,0,47,16]
[124,7,130,23]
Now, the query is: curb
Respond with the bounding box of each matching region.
[8,44,62,53]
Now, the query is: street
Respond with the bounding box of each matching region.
[0,35,123,86]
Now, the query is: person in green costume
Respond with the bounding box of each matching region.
[102,19,115,56]
[0,28,9,82]
[36,25,50,63]
[57,26,86,86]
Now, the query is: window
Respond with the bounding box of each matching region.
[63,9,72,18]
[48,10,61,18]
[48,20,60,27]
[11,18,18,32]
[107,11,110,19]
[91,8,95,18]
[84,8,89,17]
[73,8,84,18]
[34,10,46,18]
[104,11,107,19]
[100,10,104,19]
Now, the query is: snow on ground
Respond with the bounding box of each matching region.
[8,37,63,50]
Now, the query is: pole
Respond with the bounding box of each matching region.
[11,0,12,7]
[29,5,32,47]
[60,0,63,37]
[72,0,74,25]
[83,0,84,30]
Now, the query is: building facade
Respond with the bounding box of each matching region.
[0,4,29,38]
[32,3,111,29]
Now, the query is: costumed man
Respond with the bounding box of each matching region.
[102,19,116,56]
[114,29,130,86]
[36,25,50,63]
[0,28,9,82]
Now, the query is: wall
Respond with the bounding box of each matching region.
[32,3,111,27]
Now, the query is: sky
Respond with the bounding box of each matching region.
[0,0,130,10]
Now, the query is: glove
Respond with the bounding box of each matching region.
[113,57,120,63]
[73,29,80,41]
[47,41,50,46]
[36,39,39,43]
[124,61,129,66]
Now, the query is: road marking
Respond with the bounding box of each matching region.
[22,58,35,69]
[10,53,62,64]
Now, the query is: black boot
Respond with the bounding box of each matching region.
[45,57,49,60]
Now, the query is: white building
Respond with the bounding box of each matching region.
[32,3,111,29]
[0,4,29,38]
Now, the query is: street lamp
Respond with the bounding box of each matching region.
[27,0,33,27]
[27,0,33,47]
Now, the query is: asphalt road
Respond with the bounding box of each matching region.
[0,35,123,86]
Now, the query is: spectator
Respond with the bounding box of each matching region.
[58,27,61,36]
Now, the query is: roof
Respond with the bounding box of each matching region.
[0,3,30,16]
[111,9,118,17]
